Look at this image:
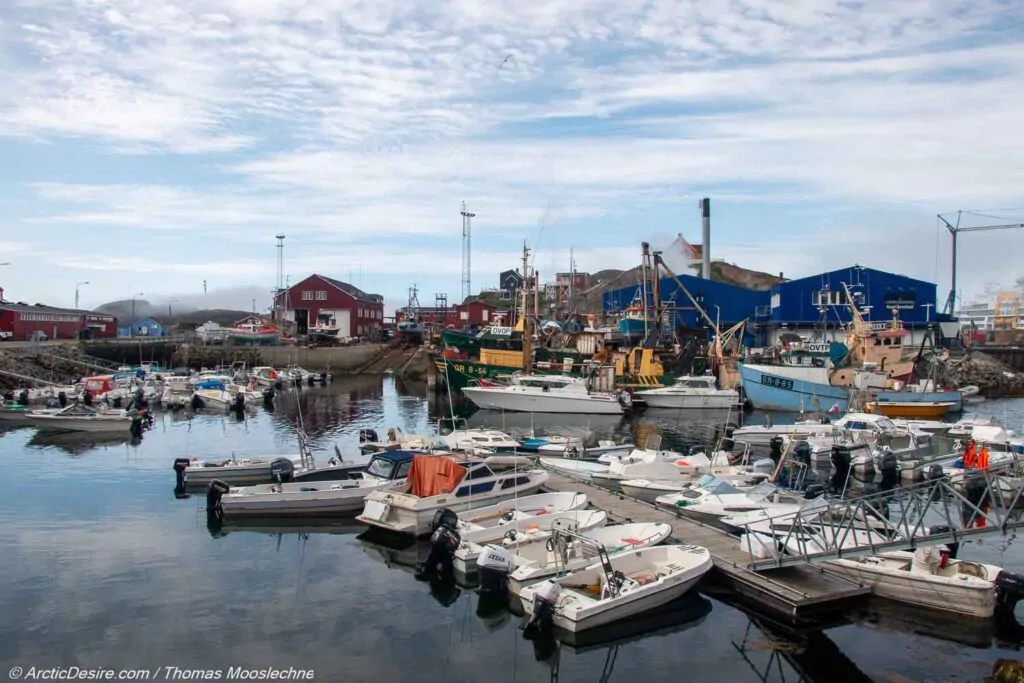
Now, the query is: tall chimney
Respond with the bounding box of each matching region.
[700,197,711,280]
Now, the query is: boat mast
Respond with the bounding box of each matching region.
[521,242,532,374]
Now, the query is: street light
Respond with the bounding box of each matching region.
[131,292,144,338]
[75,281,89,310]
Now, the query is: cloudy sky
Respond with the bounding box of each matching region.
[2,0,1023,314]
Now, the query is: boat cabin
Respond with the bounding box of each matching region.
[671,376,719,390]
[453,461,532,498]
[81,375,115,396]
[364,450,417,480]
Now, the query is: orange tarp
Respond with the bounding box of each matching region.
[408,455,467,497]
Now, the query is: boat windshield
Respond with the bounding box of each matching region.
[696,474,742,495]
[365,457,394,479]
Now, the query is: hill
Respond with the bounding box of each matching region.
[93,299,254,328]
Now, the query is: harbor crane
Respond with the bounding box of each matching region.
[938,210,1024,315]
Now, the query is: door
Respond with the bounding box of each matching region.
[294,309,309,335]
[336,310,351,338]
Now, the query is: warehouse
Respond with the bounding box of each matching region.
[0,302,118,340]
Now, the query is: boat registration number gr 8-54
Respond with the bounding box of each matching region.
[759,375,794,391]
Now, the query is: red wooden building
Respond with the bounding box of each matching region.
[272,274,384,338]
[396,300,497,328]
[0,300,117,340]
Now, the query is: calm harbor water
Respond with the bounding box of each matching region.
[2,376,1024,683]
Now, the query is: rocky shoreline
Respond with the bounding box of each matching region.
[0,346,116,392]
[948,351,1024,398]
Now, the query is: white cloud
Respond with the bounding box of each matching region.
[2,0,1024,307]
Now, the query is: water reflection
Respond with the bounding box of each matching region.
[27,430,139,455]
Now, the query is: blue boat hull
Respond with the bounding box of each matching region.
[619,318,655,337]
[875,391,963,412]
[739,364,849,413]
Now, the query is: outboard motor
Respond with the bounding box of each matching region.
[792,440,812,467]
[962,475,989,527]
[769,436,784,467]
[360,429,380,444]
[416,508,461,581]
[190,394,204,411]
[57,391,67,407]
[206,480,230,522]
[173,458,191,490]
[523,580,562,641]
[617,390,633,411]
[877,448,898,474]
[720,426,735,453]
[927,464,945,481]
[270,457,295,483]
[995,571,1024,630]
[477,544,512,598]
[803,484,827,500]
[82,389,93,406]
[133,389,146,408]
[129,414,145,439]
[231,393,246,412]
[110,396,122,409]
[830,445,853,472]
[17,389,29,406]
[262,387,275,403]
[307,375,316,386]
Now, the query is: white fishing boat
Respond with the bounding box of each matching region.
[947,417,1004,439]
[520,544,713,633]
[27,404,134,433]
[285,365,327,384]
[250,366,283,387]
[461,375,630,415]
[500,522,673,595]
[192,387,233,408]
[173,453,304,486]
[213,451,415,516]
[538,457,611,478]
[634,375,740,410]
[825,547,1006,618]
[161,376,194,409]
[453,508,607,573]
[356,454,549,537]
[453,491,590,542]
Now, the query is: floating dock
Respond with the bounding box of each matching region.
[543,472,868,620]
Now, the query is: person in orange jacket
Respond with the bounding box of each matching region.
[962,439,977,469]
[977,446,990,471]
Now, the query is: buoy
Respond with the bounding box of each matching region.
[676,459,690,466]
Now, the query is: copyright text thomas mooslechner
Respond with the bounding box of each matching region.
[7,666,315,680]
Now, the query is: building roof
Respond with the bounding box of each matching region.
[316,274,383,303]
[0,301,113,316]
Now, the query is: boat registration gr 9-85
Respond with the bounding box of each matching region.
[759,375,794,391]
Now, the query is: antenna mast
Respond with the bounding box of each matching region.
[461,202,475,303]
[275,235,285,292]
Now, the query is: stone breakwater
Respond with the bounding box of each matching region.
[949,351,1024,398]
[0,346,111,391]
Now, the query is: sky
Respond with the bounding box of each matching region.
[2,0,1024,315]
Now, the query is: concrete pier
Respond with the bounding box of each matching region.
[544,472,868,620]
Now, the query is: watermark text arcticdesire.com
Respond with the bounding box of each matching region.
[8,666,316,680]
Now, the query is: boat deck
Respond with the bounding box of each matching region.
[543,473,868,620]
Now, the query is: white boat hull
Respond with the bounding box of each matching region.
[181,456,303,485]
[221,480,405,516]
[29,416,132,433]
[825,551,998,618]
[538,457,610,478]
[461,388,624,415]
[640,393,738,410]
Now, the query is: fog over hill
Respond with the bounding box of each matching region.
[96,286,271,320]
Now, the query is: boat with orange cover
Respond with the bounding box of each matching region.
[356,453,549,537]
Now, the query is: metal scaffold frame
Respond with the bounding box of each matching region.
[742,462,1024,571]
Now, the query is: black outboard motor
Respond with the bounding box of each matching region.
[360,429,380,444]
[416,508,460,581]
[995,571,1024,630]
[82,389,93,406]
[769,436,784,467]
[262,387,275,403]
[523,580,562,643]
[231,393,246,412]
[17,389,29,406]
[830,444,852,471]
[477,544,512,598]
[173,458,191,490]
[803,484,827,500]
[877,449,897,474]
[270,457,295,483]
[129,414,145,438]
[110,396,122,409]
[206,480,230,522]
[792,441,812,467]
[307,375,316,386]
[190,394,204,411]
[133,389,146,408]
[721,426,735,453]
[57,391,67,408]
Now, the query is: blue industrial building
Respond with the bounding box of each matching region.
[603,265,943,346]
[117,317,167,337]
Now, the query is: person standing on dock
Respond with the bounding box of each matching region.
[963,439,978,469]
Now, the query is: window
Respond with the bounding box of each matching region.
[301,291,313,301]
[315,290,327,300]
[464,465,495,480]
[455,481,495,497]
[482,309,489,321]
[396,461,413,478]
[812,290,843,307]
[501,476,531,489]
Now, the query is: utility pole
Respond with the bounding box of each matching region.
[202,280,207,312]
[75,281,89,310]
[461,202,475,303]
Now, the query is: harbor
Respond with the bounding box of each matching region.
[3,373,1024,682]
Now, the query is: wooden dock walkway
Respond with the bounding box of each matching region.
[544,473,868,620]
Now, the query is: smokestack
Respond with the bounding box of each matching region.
[700,198,711,280]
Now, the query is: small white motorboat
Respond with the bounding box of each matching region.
[634,375,740,410]
[453,509,608,573]
[520,544,713,633]
[173,453,304,486]
[454,492,591,544]
[28,404,134,433]
[461,374,629,415]
[161,376,194,409]
[538,457,610,478]
[501,522,673,595]
[825,546,1012,618]
[536,440,634,459]
[213,451,415,516]
[620,466,772,504]
[356,454,549,537]
[654,476,805,530]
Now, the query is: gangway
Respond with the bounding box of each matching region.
[741,463,1024,571]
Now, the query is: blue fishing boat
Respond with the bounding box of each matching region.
[738,363,850,413]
